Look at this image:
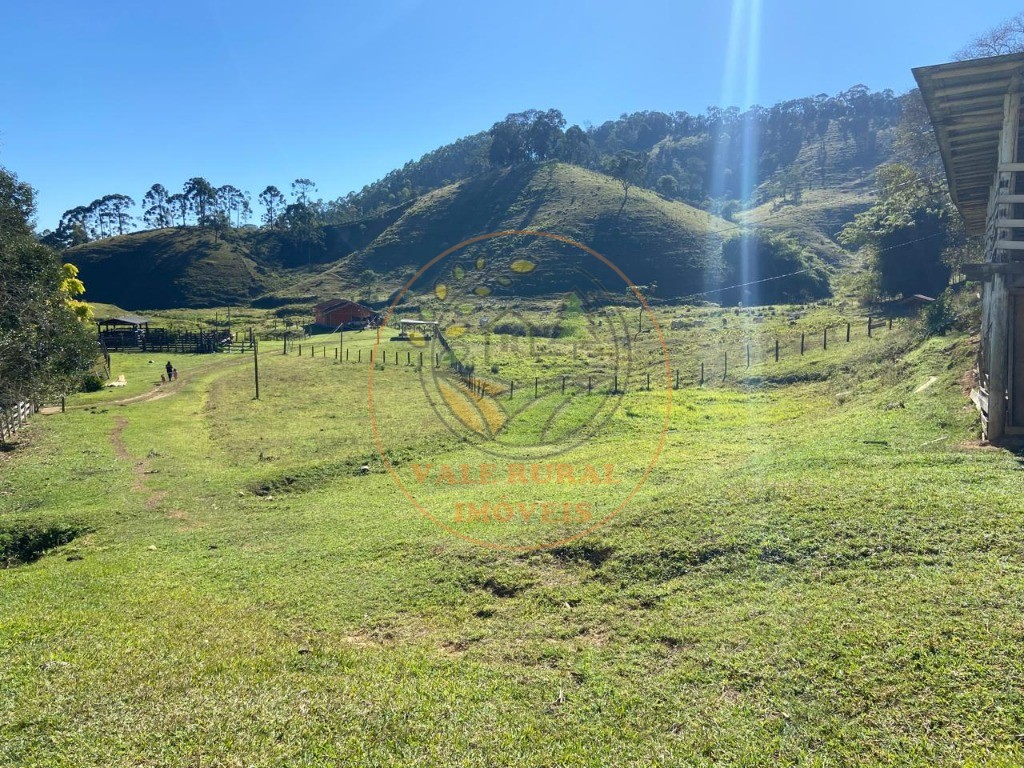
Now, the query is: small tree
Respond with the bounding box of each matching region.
[603,150,647,216]
[655,175,678,198]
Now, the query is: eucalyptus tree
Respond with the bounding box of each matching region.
[167,193,190,226]
[183,177,217,226]
[143,184,173,229]
[291,178,316,205]
[105,194,135,235]
[259,186,286,227]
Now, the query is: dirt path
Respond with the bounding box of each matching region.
[40,376,187,415]
[110,415,193,526]
[44,351,254,415]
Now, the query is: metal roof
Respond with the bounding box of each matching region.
[313,298,371,312]
[913,52,1024,235]
[96,314,150,326]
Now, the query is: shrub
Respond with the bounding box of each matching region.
[80,373,104,392]
[921,292,957,336]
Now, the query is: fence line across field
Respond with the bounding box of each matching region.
[271,312,902,400]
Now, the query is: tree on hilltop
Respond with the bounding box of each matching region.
[956,13,1024,59]
[291,179,316,205]
[143,184,173,229]
[184,177,217,226]
[603,150,648,216]
[259,186,286,228]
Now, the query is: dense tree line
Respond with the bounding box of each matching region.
[43,177,325,251]
[337,87,903,219]
[1,167,96,408]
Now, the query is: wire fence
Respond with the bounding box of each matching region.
[273,312,903,400]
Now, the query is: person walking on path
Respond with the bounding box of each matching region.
[165,361,173,382]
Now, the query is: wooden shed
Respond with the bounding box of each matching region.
[313,299,376,328]
[915,52,1024,441]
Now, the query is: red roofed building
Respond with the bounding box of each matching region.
[313,299,376,328]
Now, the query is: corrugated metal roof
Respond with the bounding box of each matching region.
[96,314,150,325]
[913,52,1024,235]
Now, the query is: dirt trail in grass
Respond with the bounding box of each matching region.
[39,377,185,415]
[110,416,191,525]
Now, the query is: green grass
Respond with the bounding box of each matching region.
[2,304,1023,766]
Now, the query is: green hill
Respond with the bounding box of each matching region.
[57,88,912,311]
[277,162,830,305]
[69,163,835,309]
[66,228,268,309]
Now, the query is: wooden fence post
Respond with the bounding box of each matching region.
[253,340,260,400]
[746,344,750,368]
[510,380,514,399]
[823,328,828,350]
[723,352,728,381]
[868,316,872,338]
[846,322,851,342]
[775,339,779,362]
[800,333,805,355]
[700,362,704,385]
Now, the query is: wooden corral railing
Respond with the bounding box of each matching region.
[0,401,34,442]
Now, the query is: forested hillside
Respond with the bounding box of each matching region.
[55,86,914,308]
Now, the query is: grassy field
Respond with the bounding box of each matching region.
[2,303,1024,766]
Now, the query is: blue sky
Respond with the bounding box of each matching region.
[1,0,1013,230]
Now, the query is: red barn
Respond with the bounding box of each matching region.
[314,299,376,328]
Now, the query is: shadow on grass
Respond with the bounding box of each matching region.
[0,519,89,568]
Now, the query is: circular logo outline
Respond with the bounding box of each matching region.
[367,229,673,551]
